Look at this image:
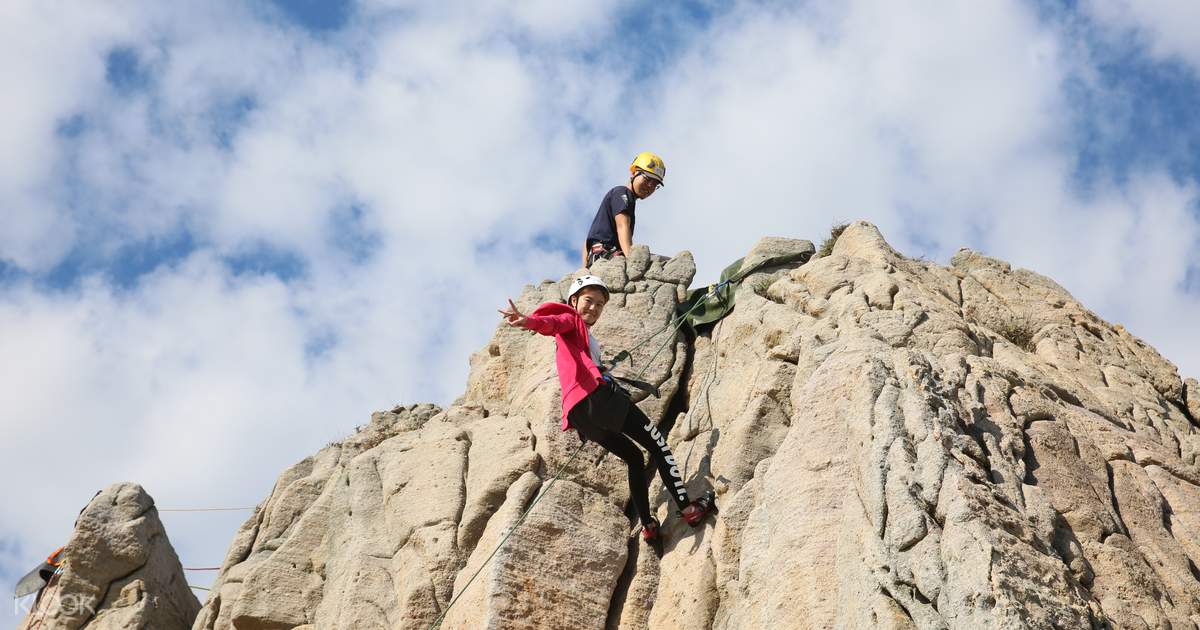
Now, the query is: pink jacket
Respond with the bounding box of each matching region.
[522,302,603,430]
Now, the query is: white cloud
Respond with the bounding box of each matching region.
[1083,0,1200,70]
[0,3,137,269]
[356,0,633,44]
[639,2,1060,265]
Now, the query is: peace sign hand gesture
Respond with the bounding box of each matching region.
[498,299,528,328]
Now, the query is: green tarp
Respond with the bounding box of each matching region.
[679,248,814,331]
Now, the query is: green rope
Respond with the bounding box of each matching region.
[606,278,733,371]
[429,280,730,629]
[608,253,800,367]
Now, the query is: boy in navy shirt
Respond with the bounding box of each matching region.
[582,152,666,268]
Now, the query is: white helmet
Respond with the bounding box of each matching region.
[567,275,609,301]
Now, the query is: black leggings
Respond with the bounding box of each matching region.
[568,389,690,526]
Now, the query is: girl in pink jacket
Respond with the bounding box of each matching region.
[499,275,715,542]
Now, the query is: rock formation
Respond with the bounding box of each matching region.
[190,249,696,630]
[192,222,1200,629]
[17,483,199,630]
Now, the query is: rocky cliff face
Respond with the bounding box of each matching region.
[17,483,199,630]
[191,247,696,630]
[192,222,1200,629]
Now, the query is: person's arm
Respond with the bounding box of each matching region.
[615,212,634,257]
[499,299,573,336]
[524,312,575,336]
[582,241,590,268]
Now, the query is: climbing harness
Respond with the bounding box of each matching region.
[611,374,659,398]
[430,280,732,629]
[591,279,733,470]
[576,380,631,433]
[588,243,625,267]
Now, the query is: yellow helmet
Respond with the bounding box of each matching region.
[630,151,666,185]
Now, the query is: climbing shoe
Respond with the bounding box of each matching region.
[681,490,717,527]
[641,517,661,542]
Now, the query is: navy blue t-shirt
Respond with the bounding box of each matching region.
[586,186,637,248]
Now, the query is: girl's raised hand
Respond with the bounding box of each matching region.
[498,299,528,328]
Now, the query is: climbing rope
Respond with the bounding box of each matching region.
[604,252,802,370]
[183,567,222,571]
[428,444,586,629]
[605,277,734,372]
[158,506,255,512]
[429,279,732,629]
[24,568,63,630]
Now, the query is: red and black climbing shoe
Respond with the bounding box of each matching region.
[641,517,661,542]
[681,490,717,527]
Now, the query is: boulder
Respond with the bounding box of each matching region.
[18,483,199,630]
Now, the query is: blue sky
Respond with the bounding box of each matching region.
[268,0,354,32]
[3,1,1200,625]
